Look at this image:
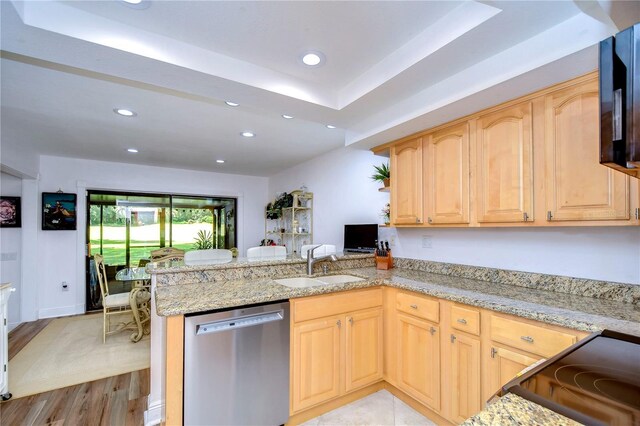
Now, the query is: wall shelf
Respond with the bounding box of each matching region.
[265,190,313,255]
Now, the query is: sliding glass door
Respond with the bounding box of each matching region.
[86,191,237,311]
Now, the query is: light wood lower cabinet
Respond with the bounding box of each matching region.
[396,312,441,411]
[345,308,384,392]
[289,289,588,423]
[448,329,482,423]
[290,290,383,414]
[292,315,343,412]
[487,344,540,396]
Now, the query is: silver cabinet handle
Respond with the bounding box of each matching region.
[547,211,553,221]
[450,334,456,343]
[429,327,436,335]
[521,335,534,343]
[337,320,341,328]
[410,304,418,309]
[523,212,529,221]
[348,317,353,325]
[457,318,467,325]
[491,347,498,358]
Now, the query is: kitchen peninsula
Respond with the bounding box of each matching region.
[149,255,640,426]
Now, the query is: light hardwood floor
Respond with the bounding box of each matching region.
[1,318,149,426]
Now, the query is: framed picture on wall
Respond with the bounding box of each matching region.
[42,192,77,230]
[0,196,21,228]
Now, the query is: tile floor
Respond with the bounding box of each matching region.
[300,390,436,426]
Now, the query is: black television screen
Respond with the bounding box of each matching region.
[344,224,378,252]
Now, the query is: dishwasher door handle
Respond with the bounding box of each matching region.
[196,310,284,335]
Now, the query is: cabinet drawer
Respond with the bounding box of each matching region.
[490,315,577,358]
[450,304,480,336]
[396,292,439,323]
[293,288,383,323]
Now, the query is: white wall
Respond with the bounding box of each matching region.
[0,172,22,329]
[36,155,268,318]
[269,146,390,249]
[269,147,640,285]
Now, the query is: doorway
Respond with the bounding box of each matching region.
[86,191,236,311]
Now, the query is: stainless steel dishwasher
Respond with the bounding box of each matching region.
[183,301,290,425]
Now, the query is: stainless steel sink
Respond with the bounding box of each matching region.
[274,274,365,288]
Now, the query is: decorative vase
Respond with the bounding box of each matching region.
[383,178,390,188]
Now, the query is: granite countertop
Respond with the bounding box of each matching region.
[154,266,640,336]
[462,393,580,426]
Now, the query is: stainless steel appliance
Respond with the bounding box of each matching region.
[183,301,290,425]
[600,23,640,179]
[502,330,640,425]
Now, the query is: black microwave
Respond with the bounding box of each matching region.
[600,22,640,179]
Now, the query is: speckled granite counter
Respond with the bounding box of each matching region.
[154,265,640,336]
[462,393,580,426]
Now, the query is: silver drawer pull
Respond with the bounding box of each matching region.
[429,327,436,335]
[457,318,467,325]
[410,304,418,309]
[521,335,534,343]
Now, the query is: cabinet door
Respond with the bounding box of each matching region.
[396,313,441,411]
[545,78,629,221]
[488,345,540,395]
[450,332,481,423]
[345,308,383,392]
[425,123,470,224]
[391,137,423,225]
[291,316,342,412]
[476,102,534,223]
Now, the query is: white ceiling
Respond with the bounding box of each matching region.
[1,1,638,177]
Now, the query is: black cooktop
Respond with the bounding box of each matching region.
[503,330,640,426]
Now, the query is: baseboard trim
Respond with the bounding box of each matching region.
[38,304,84,319]
[286,381,385,426]
[144,396,163,426]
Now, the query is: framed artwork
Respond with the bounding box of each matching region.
[42,192,77,230]
[0,196,21,228]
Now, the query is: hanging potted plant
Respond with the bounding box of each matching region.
[371,162,390,188]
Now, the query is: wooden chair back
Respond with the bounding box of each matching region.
[150,247,185,263]
[94,254,109,299]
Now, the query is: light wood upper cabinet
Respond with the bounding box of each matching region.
[449,332,481,423]
[396,313,441,411]
[544,78,630,221]
[345,308,383,392]
[391,137,423,225]
[291,315,342,413]
[425,123,470,224]
[476,102,534,223]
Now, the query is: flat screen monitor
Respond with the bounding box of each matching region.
[344,224,378,253]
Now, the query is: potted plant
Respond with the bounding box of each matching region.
[371,162,390,188]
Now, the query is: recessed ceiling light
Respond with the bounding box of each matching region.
[127,148,139,153]
[114,108,137,117]
[326,124,336,129]
[302,52,322,66]
[241,131,255,138]
[282,114,294,119]
[225,101,240,107]
[216,160,225,164]
[122,0,142,4]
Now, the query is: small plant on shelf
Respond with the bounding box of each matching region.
[265,192,294,219]
[371,162,390,188]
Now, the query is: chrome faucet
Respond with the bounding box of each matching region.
[307,245,338,276]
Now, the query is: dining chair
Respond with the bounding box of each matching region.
[150,247,185,263]
[95,254,133,343]
[246,246,286,258]
[184,249,233,265]
[300,244,337,259]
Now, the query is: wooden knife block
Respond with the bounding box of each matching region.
[375,252,393,270]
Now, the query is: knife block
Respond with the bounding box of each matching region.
[375,251,393,270]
